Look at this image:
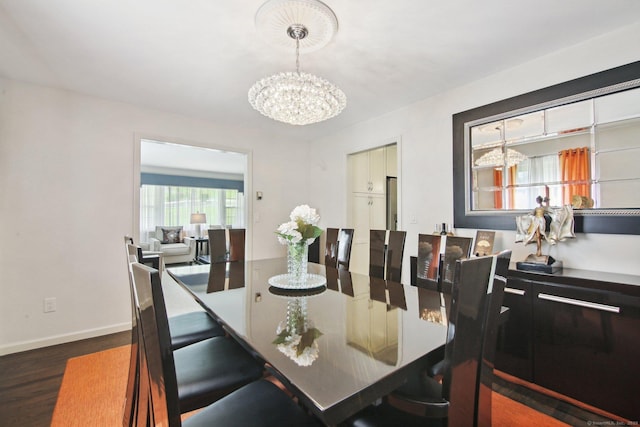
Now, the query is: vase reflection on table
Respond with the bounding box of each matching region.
[273,297,322,366]
[276,205,323,289]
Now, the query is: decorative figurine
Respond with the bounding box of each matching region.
[515,196,575,273]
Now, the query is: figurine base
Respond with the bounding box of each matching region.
[516,260,563,274]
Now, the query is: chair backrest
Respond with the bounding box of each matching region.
[123,239,138,427]
[369,229,387,279]
[123,237,153,427]
[441,236,473,289]
[228,229,246,261]
[416,234,442,287]
[386,230,406,282]
[440,253,503,427]
[125,235,161,270]
[476,250,511,427]
[131,262,183,427]
[208,229,228,263]
[336,228,354,271]
[369,229,406,282]
[325,228,339,267]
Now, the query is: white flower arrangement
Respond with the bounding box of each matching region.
[273,298,322,367]
[274,326,321,367]
[276,204,323,246]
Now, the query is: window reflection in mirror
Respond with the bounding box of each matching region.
[468,86,640,211]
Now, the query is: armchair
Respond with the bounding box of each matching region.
[148,226,196,265]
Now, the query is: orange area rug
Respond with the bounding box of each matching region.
[51,345,130,426]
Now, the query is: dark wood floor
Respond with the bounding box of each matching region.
[0,330,612,427]
[0,331,131,427]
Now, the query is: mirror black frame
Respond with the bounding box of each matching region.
[453,61,640,235]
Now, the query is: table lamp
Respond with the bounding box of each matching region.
[190,213,207,238]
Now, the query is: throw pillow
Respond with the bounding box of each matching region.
[161,226,183,244]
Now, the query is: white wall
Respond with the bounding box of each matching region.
[309,22,640,278]
[0,80,308,354]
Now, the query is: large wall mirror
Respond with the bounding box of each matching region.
[453,61,640,235]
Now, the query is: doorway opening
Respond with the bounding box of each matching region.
[347,142,399,275]
[134,137,250,259]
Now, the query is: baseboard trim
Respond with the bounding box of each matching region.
[0,322,131,356]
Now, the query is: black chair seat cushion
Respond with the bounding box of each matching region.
[175,336,264,412]
[169,311,225,350]
[184,379,322,427]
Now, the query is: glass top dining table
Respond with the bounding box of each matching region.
[167,258,448,425]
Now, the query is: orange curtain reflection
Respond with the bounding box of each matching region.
[493,167,517,209]
[493,169,503,209]
[559,147,590,205]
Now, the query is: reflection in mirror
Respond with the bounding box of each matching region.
[469,87,640,211]
[454,61,640,234]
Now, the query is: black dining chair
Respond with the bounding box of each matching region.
[122,249,142,427]
[386,230,406,282]
[325,227,339,267]
[369,229,406,282]
[343,251,510,427]
[125,241,225,351]
[425,249,512,379]
[326,227,354,270]
[337,228,355,271]
[129,262,265,414]
[130,262,322,427]
[228,228,246,261]
[416,234,443,290]
[440,236,473,293]
[206,228,228,264]
[369,229,387,279]
[124,235,161,270]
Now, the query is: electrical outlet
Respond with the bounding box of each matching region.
[44,297,57,313]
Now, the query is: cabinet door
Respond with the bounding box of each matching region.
[368,147,386,194]
[352,194,373,244]
[369,194,386,230]
[350,194,386,275]
[350,151,371,193]
[533,283,640,421]
[494,278,533,381]
[352,194,385,243]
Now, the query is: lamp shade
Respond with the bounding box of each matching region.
[190,213,207,224]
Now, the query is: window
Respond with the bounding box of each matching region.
[140,185,244,241]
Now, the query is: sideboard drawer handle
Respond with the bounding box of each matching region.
[505,287,525,296]
[538,293,620,313]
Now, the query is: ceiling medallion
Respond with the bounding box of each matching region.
[248,0,346,126]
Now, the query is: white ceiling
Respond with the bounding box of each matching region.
[2,0,640,143]
[141,139,246,175]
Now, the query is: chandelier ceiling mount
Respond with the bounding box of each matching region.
[248,0,346,126]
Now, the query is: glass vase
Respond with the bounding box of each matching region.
[287,241,309,288]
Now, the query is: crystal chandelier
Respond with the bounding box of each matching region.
[475,148,527,168]
[248,0,346,126]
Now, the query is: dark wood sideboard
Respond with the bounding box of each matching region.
[496,267,640,421]
[410,256,640,421]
